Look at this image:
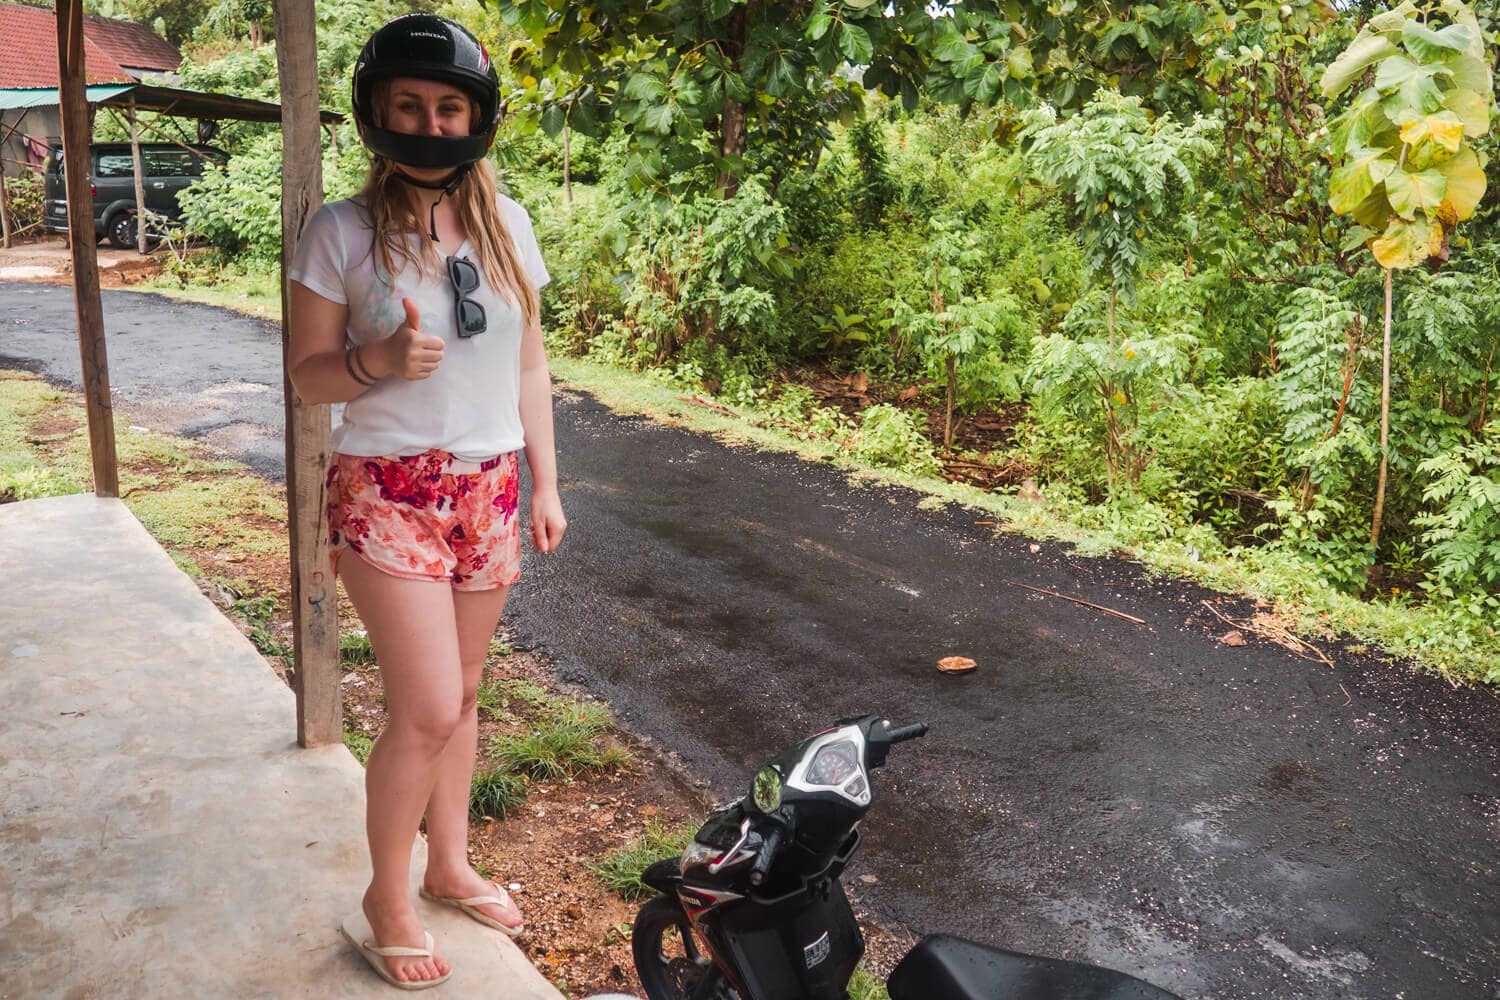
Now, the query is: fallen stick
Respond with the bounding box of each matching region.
[676,394,735,416]
[1008,583,1146,625]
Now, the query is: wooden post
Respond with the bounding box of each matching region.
[56,0,118,497]
[128,99,148,254]
[274,0,339,748]
[1,166,11,250]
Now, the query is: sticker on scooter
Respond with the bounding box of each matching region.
[804,930,830,969]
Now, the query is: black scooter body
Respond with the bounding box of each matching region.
[630,716,1182,1000]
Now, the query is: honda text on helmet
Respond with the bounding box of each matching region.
[352,13,501,172]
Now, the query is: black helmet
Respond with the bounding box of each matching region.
[352,14,500,170]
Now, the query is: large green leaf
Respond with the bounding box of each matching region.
[1320,32,1398,98]
[1440,147,1487,220]
[1374,55,1447,112]
[1330,146,1399,215]
[623,72,666,102]
[1352,188,1395,230]
[1443,88,1490,137]
[837,22,874,66]
[1008,44,1034,79]
[1444,54,1494,99]
[1384,167,1448,220]
[1401,19,1478,62]
[1368,1,1421,35]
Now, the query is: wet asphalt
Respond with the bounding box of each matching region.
[3,282,1498,999]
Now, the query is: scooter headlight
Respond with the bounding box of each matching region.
[752,765,782,813]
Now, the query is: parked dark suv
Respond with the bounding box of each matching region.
[43,143,228,248]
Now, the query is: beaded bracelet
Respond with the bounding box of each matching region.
[344,347,375,387]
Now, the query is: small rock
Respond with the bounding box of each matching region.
[1029,543,1041,554]
[859,874,878,884]
[509,882,523,893]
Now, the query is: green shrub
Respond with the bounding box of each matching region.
[587,819,697,901]
[470,766,529,820]
[2,172,44,233]
[849,405,941,477]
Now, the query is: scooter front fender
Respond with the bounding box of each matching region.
[640,857,683,895]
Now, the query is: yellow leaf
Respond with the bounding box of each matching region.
[1111,390,1128,405]
[521,74,538,88]
[1398,111,1466,153]
[1371,218,1443,270]
[1440,147,1487,221]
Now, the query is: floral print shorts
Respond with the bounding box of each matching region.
[326,450,522,591]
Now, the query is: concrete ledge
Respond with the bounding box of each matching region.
[0,494,562,999]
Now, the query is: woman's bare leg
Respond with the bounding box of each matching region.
[421,583,523,929]
[340,551,461,984]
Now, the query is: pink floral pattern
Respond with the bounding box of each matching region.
[326,450,521,590]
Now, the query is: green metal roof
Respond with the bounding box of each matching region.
[0,84,341,124]
[0,85,133,110]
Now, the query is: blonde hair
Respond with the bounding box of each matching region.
[359,82,539,330]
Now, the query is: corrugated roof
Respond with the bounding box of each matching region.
[83,11,182,74]
[0,1,152,89]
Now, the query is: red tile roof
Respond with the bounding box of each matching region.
[0,1,180,90]
[83,11,182,73]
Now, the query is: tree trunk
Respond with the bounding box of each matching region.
[274,0,339,749]
[716,4,750,197]
[563,123,573,206]
[1107,284,1117,346]
[1369,267,1393,566]
[718,97,746,197]
[944,355,956,449]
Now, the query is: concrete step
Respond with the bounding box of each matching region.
[0,494,564,999]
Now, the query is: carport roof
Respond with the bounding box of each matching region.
[0,82,342,124]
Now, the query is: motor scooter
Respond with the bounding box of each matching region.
[625,715,1182,1000]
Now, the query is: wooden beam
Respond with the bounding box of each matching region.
[55,0,118,497]
[273,0,339,748]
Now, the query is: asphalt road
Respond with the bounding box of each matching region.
[4,282,1498,999]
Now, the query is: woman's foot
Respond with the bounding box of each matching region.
[362,888,451,984]
[422,865,525,932]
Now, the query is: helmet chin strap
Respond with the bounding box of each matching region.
[394,161,475,242]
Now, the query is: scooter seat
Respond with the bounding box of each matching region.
[886,933,1180,1000]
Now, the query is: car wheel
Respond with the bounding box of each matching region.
[107,212,139,250]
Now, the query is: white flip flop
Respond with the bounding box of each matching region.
[340,910,452,990]
[420,881,525,939]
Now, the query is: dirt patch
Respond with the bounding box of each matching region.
[776,365,1032,490]
[0,235,173,287]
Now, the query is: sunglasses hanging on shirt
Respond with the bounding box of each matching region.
[447,255,486,338]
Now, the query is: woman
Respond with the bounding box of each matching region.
[287,14,565,990]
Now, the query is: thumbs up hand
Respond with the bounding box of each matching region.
[379,297,445,381]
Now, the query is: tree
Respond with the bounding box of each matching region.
[494,0,945,196]
[1321,0,1493,561]
[1019,91,1219,487]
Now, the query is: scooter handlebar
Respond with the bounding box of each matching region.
[748,824,785,887]
[883,722,928,744]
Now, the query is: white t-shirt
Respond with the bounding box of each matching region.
[288,192,549,461]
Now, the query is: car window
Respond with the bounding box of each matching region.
[96,153,135,178]
[145,149,197,177]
